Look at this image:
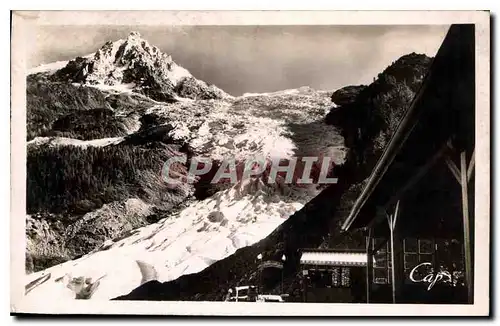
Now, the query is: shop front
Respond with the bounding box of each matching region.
[299,249,369,303]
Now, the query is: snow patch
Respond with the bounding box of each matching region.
[27,136,124,148]
[146,99,300,161]
[24,186,304,301]
[28,54,94,76]
[167,63,192,86]
[242,89,301,98]
[72,82,137,94]
[28,60,69,75]
[241,87,315,98]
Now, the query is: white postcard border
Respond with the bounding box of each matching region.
[10,10,490,316]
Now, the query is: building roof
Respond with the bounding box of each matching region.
[300,250,370,267]
[341,24,475,233]
[235,285,256,291]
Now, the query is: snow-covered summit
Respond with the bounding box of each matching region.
[86,31,189,86]
[32,31,228,102]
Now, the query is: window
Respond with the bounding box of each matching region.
[403,238,466,287]
[341,268,351,287]
[372,238,391,284]
[332,267,340,287]
[404,238,431,284]
[371,237,465,287]
[403,238,435,282]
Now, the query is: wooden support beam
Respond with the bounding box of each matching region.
[392,200,400,230]
[467,148,475,182]
[302,267,306,303]
[365,228,373,304]
[445,156,461,184]
[447,142,475,184]
[445,145,474,303]
[388,217,396,304]
[386,201,401,304]
[461,151,473,304]
[380,200,404,304]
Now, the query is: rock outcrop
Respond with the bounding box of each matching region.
[326,52,433,176]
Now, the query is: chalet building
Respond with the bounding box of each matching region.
[340,24,475,304]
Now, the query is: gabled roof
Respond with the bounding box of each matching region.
[341,24,475,232]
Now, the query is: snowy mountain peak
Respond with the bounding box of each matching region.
[85,31,180,85]
[39,32,228,102]
[128,31,142,39]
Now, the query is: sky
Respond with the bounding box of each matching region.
[29,25,450,96]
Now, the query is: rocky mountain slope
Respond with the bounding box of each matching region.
[24,32,346,299]
[326,52,432,175]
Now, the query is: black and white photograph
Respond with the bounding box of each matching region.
[10,11,490,316]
